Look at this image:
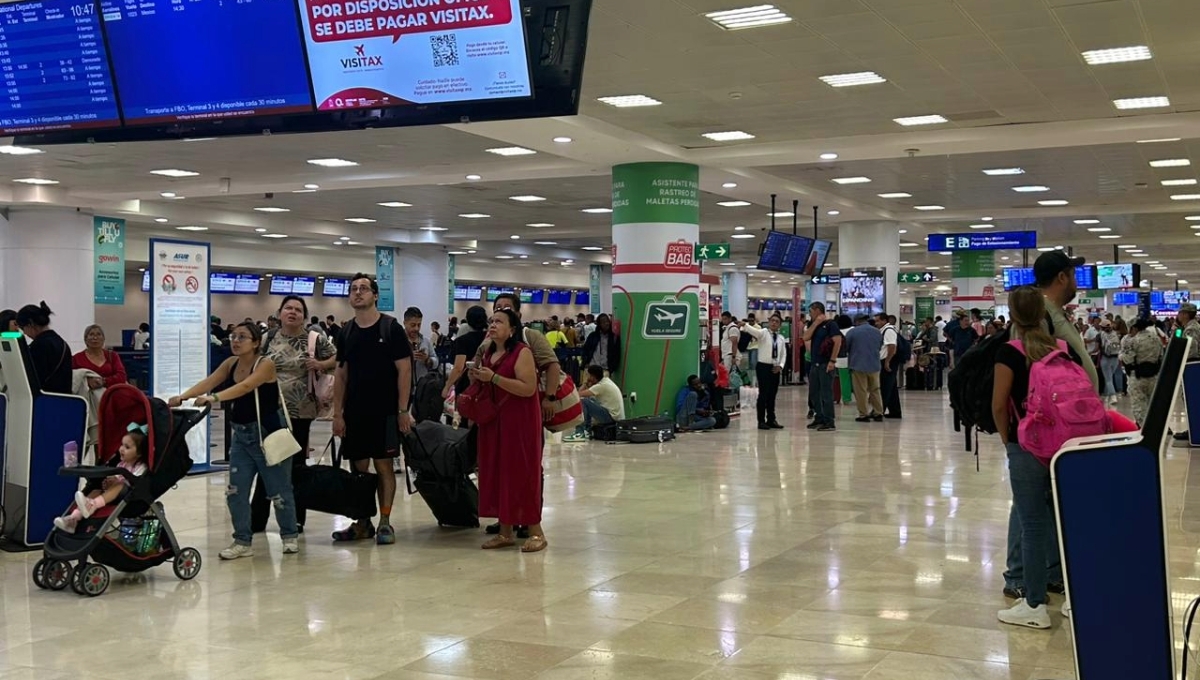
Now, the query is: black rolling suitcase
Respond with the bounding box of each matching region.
[616,416,676,443]
[402,422,480,528]
[906,366,923,391]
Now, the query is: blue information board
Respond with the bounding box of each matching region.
[99,0,313,124]
[1112,291,1138,306]
[1003,265,1096,291]
[0,0,121,135]
[757,232,813,274]
[928,231,1038,252]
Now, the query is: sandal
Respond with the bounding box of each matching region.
[481,535,516,550]
[521,535,548,553]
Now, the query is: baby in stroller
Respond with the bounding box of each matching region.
[54,424,149,533]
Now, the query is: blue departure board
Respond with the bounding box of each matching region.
[1003,266,1096,291]
[99,0,313,124]
[0,0,121,134]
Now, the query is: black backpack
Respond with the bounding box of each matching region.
[894,332,913,366]
[737,328,753,352]
[411,372,446,423]
[948,327,1009,442]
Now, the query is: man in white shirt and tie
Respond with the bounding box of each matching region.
[740,314,788,431]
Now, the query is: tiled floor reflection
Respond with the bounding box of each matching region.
[3,388,1196,679]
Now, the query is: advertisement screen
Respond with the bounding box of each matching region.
[323,278,350,297]
[296,0,532,111]
[234,274,260,294]
[839,269,886,318]
[210,273,237,293]
[1097,264,1138,290]
[141,269,150,292]
[805,239,832,275]
[292,276,316,296]
[0,0,122,135]
[269,276,294,295]
[100,0,313,124]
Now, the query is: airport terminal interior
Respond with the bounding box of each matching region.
[3,0,1200,678]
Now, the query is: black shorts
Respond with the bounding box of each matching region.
[341,414,399,462]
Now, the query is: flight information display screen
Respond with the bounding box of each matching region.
[296,0,532,111]
[99,0,313,124]
[0,0,121,134]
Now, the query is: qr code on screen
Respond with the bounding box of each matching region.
[431,34,459,68]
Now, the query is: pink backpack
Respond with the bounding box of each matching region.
[1010,339,1111,464]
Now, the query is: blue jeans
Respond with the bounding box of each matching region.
[581,397,615,431]
[1004,441,1058,607]
[228,421,298,545]
[809,364,836,425]
[675,391,716,431]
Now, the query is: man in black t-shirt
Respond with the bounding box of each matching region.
[804,302,842,431]
[332,274,414,545]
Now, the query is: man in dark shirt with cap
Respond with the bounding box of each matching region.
[1030,251,1098,389]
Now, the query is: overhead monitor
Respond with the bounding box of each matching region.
[486,286,513,302]
[839,268,886,318]
[234,274,261,294]
[756,232,813,275]
[927,231,1038,252]
[804,239,832,276]
[574,290,589,306]
[0,0,122,135]
[546,289,571,305]
[98,0,314,124]
[210,273,237,293]
[323,277,350,297]
[292,276,316,296]
[269,276,294,295]
[1097,263,1140,290]
[1112,291,1138,306]
[527,289,545,304]
[1002,265,1097,292]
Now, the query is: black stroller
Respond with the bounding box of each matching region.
[32,384,209,597]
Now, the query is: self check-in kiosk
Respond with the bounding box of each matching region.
[1052,334,1189,679]
[0,331,88,550]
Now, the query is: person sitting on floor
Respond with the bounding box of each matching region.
[565,365,625,442]
[675,375,717,432]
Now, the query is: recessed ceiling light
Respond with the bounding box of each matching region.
[527,223,555,228]
[894,114,948,126]
[377,201,412,208]
[705,4,792,30]
[1088,227,1113,232]
[175,225,207,231]
[307,158,358,167]
[1012,185,1050,193]
[553,136,572,143]
[983,168,1025,176]
[717,200,752,207]
[448,250,468,255]
[509,195,547,202]
[292,189,317,194]
[719,261,738,266]
[1138,138,1181,144]
[0,145,42,155]
[344,217,376,223]
[1114,96,1170,110]
[154,218,169,223]
[303,184,319,190]
[459,213,491,218]
[819,152,839,160]
[878,192,912,199]
[254,228,268,233]
[1082,45,1152,65]
[1037,247,1055,252]
[1133,252,1150,257]
[261,233,288,239]
[1038,200,1069,206]
[580,246,605,251]
[731,233,756,239]
[510,235,521,240]
[733,225,746,231]
[827,210,840,216]
[745,265,757,269]
[1150,159,1190,168]
[1181,280,1191,284]
[1074,219,1100,225]
[898,229,908,234]
[495,255,515,260]
[534,241,558,246]
[581,208,613,214]
[1119,244,1138,249]
[899,242,920,248]
[486,146,537,156]
[255,207,290,213]
[465,174,482,181]
[340,236,351,241]
[702,130,756,142]
[1171,194,1200,201]
[899,261,910,265]
[420,226,448,231]
[1146,261,1161,265]
[149,168,199,178]
[818,71,886,87]
[13,177,58,185]
[969,224,993,229]
[830,176,871,185]
[722,182,738,188]
[914,205,945,211]
[925,266,940,271]
[597,94,662,108]
[1163,179,1198,186]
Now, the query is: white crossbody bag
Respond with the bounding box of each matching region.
[252,359,301,466]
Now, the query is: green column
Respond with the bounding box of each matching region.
[611,162,701,418]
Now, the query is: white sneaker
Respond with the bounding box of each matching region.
[282,539,300,555]
[53,515,78,533]
[997,598,1052,629]
[75,491,94,519]
[218,543,255,560]
[1061,598,1071,619]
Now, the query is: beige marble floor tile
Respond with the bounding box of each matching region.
[802,588,949,623]
[767,609,921,650]
[540,590,690,622]
[535,649,714,680]
[592,571,724,598]
[647,597,797,634]
[900,622,1053,667]
[721,635,890,679]
[862,651,1034,680]
[403,638,581,680]
[476,611,640,649]
[591,620,752,665]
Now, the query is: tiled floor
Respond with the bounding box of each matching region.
[1,388,1196,679]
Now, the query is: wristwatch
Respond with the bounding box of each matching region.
[546,394,559,403]
[209,393,221,403]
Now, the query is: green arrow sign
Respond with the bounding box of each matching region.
[643,298,691,339]
[899,272,938,284]
[694,242,731,260]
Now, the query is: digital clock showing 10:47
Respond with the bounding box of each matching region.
[70,3,94,16]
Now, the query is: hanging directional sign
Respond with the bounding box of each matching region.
[899,272,938,284]
[811,274,840,285]
[694,242,731,260]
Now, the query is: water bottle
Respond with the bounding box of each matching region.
[62,441,78,468]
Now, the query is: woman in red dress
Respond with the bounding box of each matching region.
[71,324,128,389]
[469,308,547,552]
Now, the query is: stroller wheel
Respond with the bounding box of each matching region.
[32,558,50,589]
[71,565,88,595]
[79,564,109,597]
[44,560,72,591]
[173,548,202,581]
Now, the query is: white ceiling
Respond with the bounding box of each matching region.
[5,0,1200,296]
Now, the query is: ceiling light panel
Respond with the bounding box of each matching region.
[1150,159,1190,167]
[486,146,536,156]
[459,213,491,218]
[878,192,912,199]
[983,168,1025,176]
[1038,200,1069,206]
[377,201,412,208]
[307,158,358,167]
[0,146,42,155]
[818,71,886,87]
[1074,219,1100,225]
[717,201,752,207]
[254,207,289,213]
[702,130,756,141]
[527,223,554,228]
[1012,185,1050,192]
[913,205,945,211]
[1171,194,1200,200]
[13,177,58,185]
[581,208,613,214]
[705,4,792,31]
[597,94,662,108]
[1082,45,1152,65]
[1113,96,1170,109]
[150,168,199,177]
[1162,179,1197,186]
[344,218,376,223]
[509,195,547,202]
[830,176,871,185]
[894,114,948,126]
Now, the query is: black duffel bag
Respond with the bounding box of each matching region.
[292,437,378,520]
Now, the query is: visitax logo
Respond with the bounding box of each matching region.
[342,44,383,68]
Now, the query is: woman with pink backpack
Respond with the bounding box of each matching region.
[991,286,1111,630]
